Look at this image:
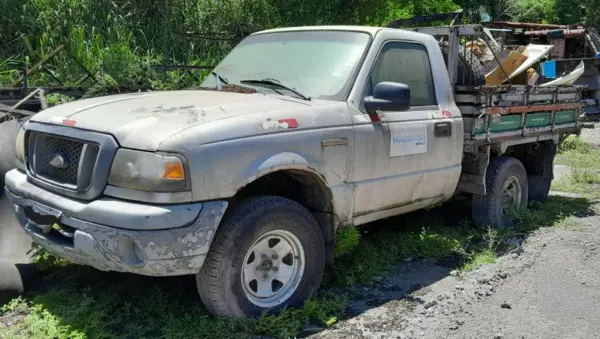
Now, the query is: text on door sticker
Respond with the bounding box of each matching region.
[390,124,428,157]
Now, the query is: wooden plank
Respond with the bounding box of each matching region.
[11,45,65,87]
[455,92,581,104]
[0,103,35,116]
[486,102,583,115]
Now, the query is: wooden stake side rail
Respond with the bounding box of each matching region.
[484,102,583,115]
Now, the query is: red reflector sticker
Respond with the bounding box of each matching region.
[62,118,77,126]
[278,118,299,128]
[49,116,77,127]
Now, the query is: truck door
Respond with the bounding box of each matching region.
[351,38,463,225]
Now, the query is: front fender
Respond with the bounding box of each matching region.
[241,152,321,186]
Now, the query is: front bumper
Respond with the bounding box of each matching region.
[4,169,228,276]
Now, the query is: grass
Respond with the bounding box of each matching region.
[552,135,600,198]
[0,271,347,339]
[461,249,497,272]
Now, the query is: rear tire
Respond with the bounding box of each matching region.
[472,156,529,230]
[528,176,552,202]
[196,196,325,318]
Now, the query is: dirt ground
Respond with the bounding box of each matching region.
[312,215,600,339]
[311,127,600,339]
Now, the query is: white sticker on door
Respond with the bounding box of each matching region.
[390,123,428,157]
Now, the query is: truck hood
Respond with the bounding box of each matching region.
[29,90,316,150]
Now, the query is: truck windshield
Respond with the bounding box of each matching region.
[200,30,371,101]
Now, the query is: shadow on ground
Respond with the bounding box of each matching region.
[1,194,596,338]
[318,194,597,330]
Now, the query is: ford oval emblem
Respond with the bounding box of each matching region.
[49,154,68,169]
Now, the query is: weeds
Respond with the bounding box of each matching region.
[553,135,600,198]
[0,0,431,89]
[45,93,74,107]
[334,226,361,258]
[461,249,496,271]
[1,273,347,339]
[30,244,70,272]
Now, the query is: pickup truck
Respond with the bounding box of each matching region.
[4,25,584,318]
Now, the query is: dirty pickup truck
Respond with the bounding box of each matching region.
[4,25,584,318]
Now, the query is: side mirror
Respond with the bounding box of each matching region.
[364,82,411,117]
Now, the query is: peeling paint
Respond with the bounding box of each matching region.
[260,119,290,131]
[8,191,229,276]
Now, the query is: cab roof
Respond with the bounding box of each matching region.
[252,25,387,36]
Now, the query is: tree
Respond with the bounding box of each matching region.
[505,0,558,23]
[555,0,585,25]
[585,0,600,28]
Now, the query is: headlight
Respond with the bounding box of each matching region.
[108,149,188,192]
[14,129,26,171]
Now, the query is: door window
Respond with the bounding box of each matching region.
[370,42,436,107]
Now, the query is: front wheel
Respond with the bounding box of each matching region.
[196,196,325,318]
[472,156,529,230]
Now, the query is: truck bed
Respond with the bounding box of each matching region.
[456,85,585,142]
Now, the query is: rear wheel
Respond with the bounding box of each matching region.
[472,156,529,230]
[196,196,325,318]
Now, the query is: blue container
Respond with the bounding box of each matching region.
[541,60,557,78]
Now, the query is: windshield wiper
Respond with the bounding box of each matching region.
[211,71,229,91]
[240,78,311,100]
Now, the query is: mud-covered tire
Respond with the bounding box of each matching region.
[472,156,529,230]
[439,42,486,86]
[0,261,37,305]
[528,176,552,203]
[196,196,325,318]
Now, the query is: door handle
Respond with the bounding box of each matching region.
[434,122,452,137]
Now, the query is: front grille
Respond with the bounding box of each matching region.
[24,123,117,200]
[37,135,84,185]
[28,131,99,191]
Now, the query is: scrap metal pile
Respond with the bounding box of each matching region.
[472,21,600,119]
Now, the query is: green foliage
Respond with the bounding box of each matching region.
[505,0,559,23]
[558,135,590,153]
[30,245,71,272]
[2,0,598,89]
[0,0,475,89]
[329,212,475,286]
[555,0,585,25]
[334,226,361,257]
[461,249,496,271]
[457,0,597,26]
[584,0,600,28]
[553,135,600,197]
[0,271,347,339]
[83,74,119,98]
[45,93,75,107]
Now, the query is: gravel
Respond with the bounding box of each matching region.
[312,208,600,339]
